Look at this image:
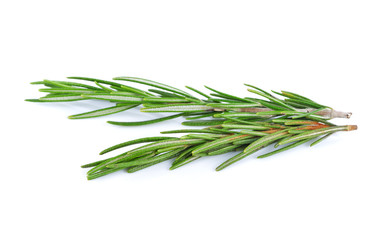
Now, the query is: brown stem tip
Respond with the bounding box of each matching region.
[346,125,358,131]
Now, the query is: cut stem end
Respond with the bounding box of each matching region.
[347,125,358,131]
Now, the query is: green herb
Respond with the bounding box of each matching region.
[27,76,357,179]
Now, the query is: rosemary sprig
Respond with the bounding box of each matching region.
[82,120,356,180]
[27,77,352,126]
[27,76,357,180]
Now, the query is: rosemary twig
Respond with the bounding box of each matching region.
[27,77,352,126]
[81,120,356,180]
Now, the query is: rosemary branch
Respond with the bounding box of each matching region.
[82,121,356,180]
[26,76,352,125]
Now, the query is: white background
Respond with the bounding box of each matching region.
[1,1,387,239]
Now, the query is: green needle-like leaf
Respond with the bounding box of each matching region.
[87,168,125,180]
[207,103,262,108]
[69,104,139,119]
[182,119,225,126]
[185,112,216,120]
[205,86,252,103]
[99,136,179,155]
[244,130,290,153]
[161,129,217,134]
[185,86,211,99]
[257,139,311,158]
[284,98,325,109]
[222,124,270,131]
[119,85,154,97]
[192,134,251,155]
[114,76,196,99]
[40,88,103,94]
[81,93,144,103]
[280,90,315,102]
[170,155,202,170]
[215,150,256,171]
[207,144,241,156]
[107,113,184,126]
[310,133,334,147]
[143,97,191,103]
[38,94,87,102]
[141,104,213,112]
[213,112,258,118]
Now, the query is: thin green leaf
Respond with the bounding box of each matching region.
[148,89,183,98]
[94,82,114,92]
[99,136,179,155]
[38,94,87,102]
[244,130,290,153]
[213,112,258,118]
[281,90,314,101]
[161,129,217,134]
[81,159,106,168]
[181,133,226,141]
[143,97,191,103]
[156,146,186,153]
[232,137,257,145]
[208,98,242,103]
[69,104,139,119]
[119,85,154,97]
[310,133,334,147]
[192,134,251,155]
[205,86,252,103]
[207,103,261,108]
[185,86,211,99]
[87,168,124,180]
[114,76,195,99]
[257,139,311,158]
[182,119,225,126]
[257,100,290,111]
[107,113,184,126]
[81,93,143,103]
[239,130,269,137]
[207,128,241,134]
[185,112,216,120]
[215,150,256,171]
[222,124,270,131]
[141,104,213,112]
[284,98,326,109]
[272,119,319,125]
[169,155,203,170]
[207,144,241,156]
[40,88,101,94]
[42,80,102,90]
[126,161,164,173]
